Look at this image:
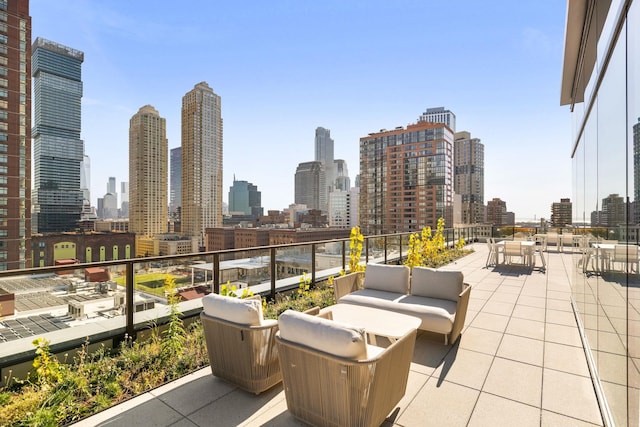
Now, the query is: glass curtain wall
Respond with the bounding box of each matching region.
[570,1,640,425]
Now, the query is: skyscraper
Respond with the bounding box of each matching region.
[454,131,484,224]
[80,154,91,218]
[419,107,456,132]
[169,146,181,217]
[32,37,84,233]
[294,161,326,211]
[129,105,168,237]
[1,1,31,270]
[107,176,116,195]
[228,178,262,217]
[315,127,335,193]
[120,181,129,218]
[181,82,223,249]
[333,159,350,191]
[359,121,454,234]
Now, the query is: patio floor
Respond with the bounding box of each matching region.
[72,243,604,427]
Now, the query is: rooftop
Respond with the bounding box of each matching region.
[72,243,604,426]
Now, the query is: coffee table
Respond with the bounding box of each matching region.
[319,304,421,345]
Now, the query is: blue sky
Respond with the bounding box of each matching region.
[31,0,571,221]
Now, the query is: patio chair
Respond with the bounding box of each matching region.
[276,309,417,427]
[533,244,546,271]
[200,293,281,394]
[611,244,640,273]
[486,237,500,267]
[503,241,524,265]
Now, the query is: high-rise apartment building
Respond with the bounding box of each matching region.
[129,105,168,237]
[1,1,31,270]
[32,37,84,233]
[551,198,572,227]
[486,198,507,225]
[419,107,456,132]
[454,131,484,224]
[294,161,326,212]
[169,146,181,217]
[328,187,358,228]
[359,121,454,234]
[228,178,262,217]
[181,82,223,249]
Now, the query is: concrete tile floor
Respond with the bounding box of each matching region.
[72,243,604,427]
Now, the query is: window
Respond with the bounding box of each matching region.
[0,35,6,44]
[0,144,6,152]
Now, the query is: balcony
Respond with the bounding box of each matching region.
[63,242,604,426]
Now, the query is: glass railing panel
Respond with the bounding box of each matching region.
[313,241,343,281]
[274,245,311,292]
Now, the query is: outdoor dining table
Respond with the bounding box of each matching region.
[495,240,536,267]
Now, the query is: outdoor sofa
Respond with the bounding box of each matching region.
[335,263,471,345]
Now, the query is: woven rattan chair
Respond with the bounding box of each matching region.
[200,293,281,394]
[276,310,417,427]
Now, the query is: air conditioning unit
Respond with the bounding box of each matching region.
[114,293,125,308]
[68,301,84,319]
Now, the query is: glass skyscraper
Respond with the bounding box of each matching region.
[32,37,84,232]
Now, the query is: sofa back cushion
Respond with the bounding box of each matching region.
[278,309,367,359]
[411,267,463,301]
[363,263,410,294]
[202,292,263,326]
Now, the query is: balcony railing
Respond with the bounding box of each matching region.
[0,226,481,378]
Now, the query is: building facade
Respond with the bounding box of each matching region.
[328,187,358,228]
[418,106,456,132]
[32,37,83,233]
[561,1,640,424]
[453,131,484,224]
[550,197,572,227]
[31,232,135,267]
[359,121,454,234]
[181,82,223,250]
[486,197,507,226]
[129,105,168,241]
[169,146,181,217]
[1,1,31,270]
[294,161,326,212]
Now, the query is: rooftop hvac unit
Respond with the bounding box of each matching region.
[114,293,125,308]
[68,301,84,319]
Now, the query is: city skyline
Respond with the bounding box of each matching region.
[30,1,570,221]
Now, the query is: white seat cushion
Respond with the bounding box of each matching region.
[278,309,367,359]
[363,263,410,294]
[202,293,263,326]
[410,267,463,301]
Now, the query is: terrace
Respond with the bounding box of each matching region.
[69,242,606,427]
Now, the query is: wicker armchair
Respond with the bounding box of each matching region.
[276,309,417,427]
[200,293,281,394]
